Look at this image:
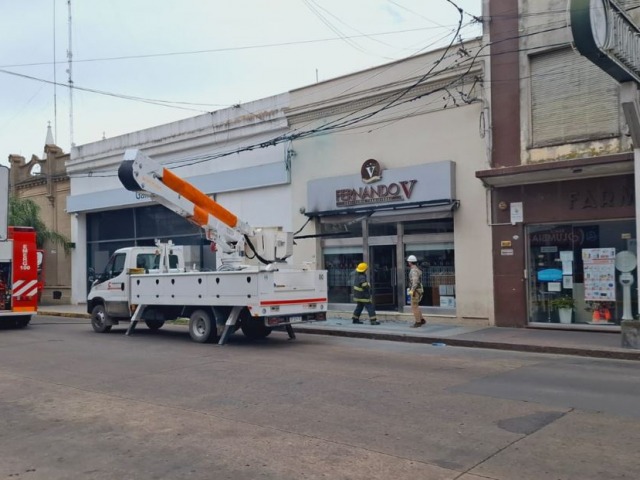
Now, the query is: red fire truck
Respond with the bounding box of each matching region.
[0,226,39,328]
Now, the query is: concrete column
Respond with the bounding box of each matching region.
[620,83,640,270]
[620,82,640,348]
[621,320,640,349]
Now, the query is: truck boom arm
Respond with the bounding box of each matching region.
[118,149,292,268]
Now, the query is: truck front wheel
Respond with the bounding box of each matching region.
[91,304,112,333]
[189,309,216,343]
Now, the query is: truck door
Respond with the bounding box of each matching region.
[10,229,39,313]
[92,252,129,318]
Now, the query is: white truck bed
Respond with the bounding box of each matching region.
[129,268,328,318]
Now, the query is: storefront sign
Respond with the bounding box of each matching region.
[336,158,417,207]
[307,160,455,215]
[361,159,382,184]
[530,226,599,248]
[571,0,640,83]
[335,180,417,208]
[568,187,634,210]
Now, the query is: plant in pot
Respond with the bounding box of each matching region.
[550,295,575,324]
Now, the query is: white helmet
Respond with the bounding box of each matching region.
[406,255,417,263]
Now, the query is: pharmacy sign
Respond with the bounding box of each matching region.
[571,0,640,83]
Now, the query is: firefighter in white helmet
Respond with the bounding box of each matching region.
[407,255,426,328]
[351,262,380,325]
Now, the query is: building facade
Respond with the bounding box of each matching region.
[8,139,72,304]
[66,42,494,326]
[66,94,293,303]
[287,40,494,323]
[478,0,639,329]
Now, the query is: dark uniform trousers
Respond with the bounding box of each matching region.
[352,271,378,323]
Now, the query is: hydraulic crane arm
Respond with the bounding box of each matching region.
[118,149,292,269]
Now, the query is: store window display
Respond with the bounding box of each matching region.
[405,243,455,308]
[320,217,456,309]
[324,249,362,304]
[527,220,637,326]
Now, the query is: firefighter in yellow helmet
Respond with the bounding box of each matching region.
[351,262,380,325]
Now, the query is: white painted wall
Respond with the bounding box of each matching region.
[288,42,494,323]
[67,95,293,304]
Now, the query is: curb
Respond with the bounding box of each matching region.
[296,327,640,362]
[38,311,90,319]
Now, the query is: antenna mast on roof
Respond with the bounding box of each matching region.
[52,0,57,143]
[67,0,75,147]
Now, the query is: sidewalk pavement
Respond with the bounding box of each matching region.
[36,304,640,361]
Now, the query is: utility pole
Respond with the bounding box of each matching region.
[67,0,74,147]
[53,0,58,143]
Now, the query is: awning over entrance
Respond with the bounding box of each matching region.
[368,201,459,222]
[312,200,460,223]
[475,154,632,188]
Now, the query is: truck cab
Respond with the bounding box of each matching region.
[0,226,39,328]
[87,243,184,331]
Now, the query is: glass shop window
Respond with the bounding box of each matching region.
[323,247,363,303]
[405,243,455,308]
[527,221,637,326]
[319,218,363,238]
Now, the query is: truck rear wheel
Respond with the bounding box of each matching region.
[144,320,165,331]
[241,317,272,340]
[91,304,112,333]
[189,309,216,343]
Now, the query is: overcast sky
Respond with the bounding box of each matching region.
[0,0,481,165]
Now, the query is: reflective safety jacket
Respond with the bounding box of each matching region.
[353,271,372,303]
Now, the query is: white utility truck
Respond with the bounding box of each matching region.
[87,149,327,345]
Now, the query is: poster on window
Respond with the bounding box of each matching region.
[582,248,616,301]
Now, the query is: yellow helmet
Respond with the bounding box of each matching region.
[356,262,368,273]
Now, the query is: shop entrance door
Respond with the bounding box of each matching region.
[369,245,397,310]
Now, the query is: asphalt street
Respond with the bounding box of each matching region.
[0,316,638,480]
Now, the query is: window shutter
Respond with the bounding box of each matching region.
[531,48,619,146]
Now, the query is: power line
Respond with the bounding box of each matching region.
[0,25,475,69]
[0,21,570,140]
[0,68,219,112]
[8,1,597,179]
[59,2,476,181]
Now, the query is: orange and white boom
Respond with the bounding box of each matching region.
[118,149,293,268]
